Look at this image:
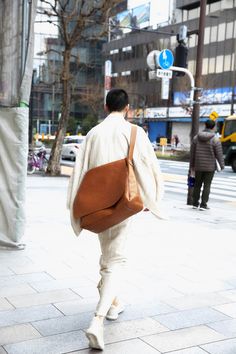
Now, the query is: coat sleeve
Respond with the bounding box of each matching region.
[133,128,167,220]
[67,141,87,236]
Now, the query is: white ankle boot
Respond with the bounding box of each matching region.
[106,303,125,320]
[86,317,104,350]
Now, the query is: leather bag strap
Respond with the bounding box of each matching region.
[128,124,137,161]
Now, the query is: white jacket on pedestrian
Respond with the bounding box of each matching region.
[67,112,165,236]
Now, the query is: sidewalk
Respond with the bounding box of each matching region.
[0,175,236,354]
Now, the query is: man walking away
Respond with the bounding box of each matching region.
[190,119,224,210]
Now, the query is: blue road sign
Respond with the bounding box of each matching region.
[157,49,174,70]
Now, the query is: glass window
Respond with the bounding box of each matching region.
[170,36,176,46]
[224,54,231,71]
[226,22,234,39]
[183,10,188,21]
[210,26,217,42]
[188,8,199,20]
[188,60,195,73]
[218,23,226,42]
[231,53,235,71]
[204,27,210,44]
[224,120,236,137]
[202,58,209,75]
[208,57,215,73]
[209,2,221,13]
[189,35,196,48]
[216,55,224,73]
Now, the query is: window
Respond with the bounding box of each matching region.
[202,58,209,75]
[210,26,217,43]
[224,120,236,137]
[218,23,226,42]
[208,57,216,73]
[224,55,231,71]
[188,60,195,73]
[183,10,188,22]
[216,55,224,73]
[170,36,176,47]
[110,49,119,55]
[226,22,234,39]
[188,8,199,20]
[209,2,221,13]
[231,53,235,71]
[189,35,197,48]
[122,46,132,52]
[121,71,131,76]
[204,27,210,45]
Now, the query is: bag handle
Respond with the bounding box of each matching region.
[128,124,137,161]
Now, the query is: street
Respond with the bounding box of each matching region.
[0,172,236,353]
[61,158,236,206]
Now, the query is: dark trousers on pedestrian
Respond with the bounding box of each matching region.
[193,171,215,208]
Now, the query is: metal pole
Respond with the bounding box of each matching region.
[170,66,195,104]
[190,0,207,141]
[231,22,236,115]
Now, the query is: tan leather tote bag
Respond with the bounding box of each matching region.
[73,125,143,233]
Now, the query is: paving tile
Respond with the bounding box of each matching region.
[167,348,208,354]
[163,293,230,311]
[0,304,62,328]
[213,303,236,318]
[142,325,224,353]
[4,330,87,354]
[71,285,99,298]
[109,301,174,323]
[54,298,97,316]
[220,289,236,302]
[0,285,37,298]
[0,298,14,311]
[0,324,41,345]
[69,338,161,354]
[30,277,95,292]
[8,264,46,275]
[0,267,14,276]
[0,347,7,354]
[153,307,230,330]
[7,289,80,308]
[201,338,236,354]
[0,273,54,288]
[104,318,168,343]
[208,318,236,337]
[32,312,93,336]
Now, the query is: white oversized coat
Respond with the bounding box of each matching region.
[67,112,165,236]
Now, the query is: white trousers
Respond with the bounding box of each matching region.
[95,219,130,317]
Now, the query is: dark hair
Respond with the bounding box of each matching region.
[205,119,216,129]
[106,89,129,112]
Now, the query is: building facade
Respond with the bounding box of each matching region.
[103,0,236,146]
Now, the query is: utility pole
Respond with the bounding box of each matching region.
[190,0,207,141]
[230,23,236,115]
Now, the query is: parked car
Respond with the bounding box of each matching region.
[61,135,85,160]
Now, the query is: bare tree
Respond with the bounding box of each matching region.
[39,0,120,175]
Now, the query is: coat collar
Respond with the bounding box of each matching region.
[106,112,126,121]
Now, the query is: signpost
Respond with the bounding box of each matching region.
[156,69,172,78]
[157,49,174,70]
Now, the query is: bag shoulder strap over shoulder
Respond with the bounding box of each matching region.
[128,124,137,161]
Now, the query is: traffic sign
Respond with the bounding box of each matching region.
[146,50,160,70]
[156,69,172,78]
[157,49,174,70]
[209,111,219,121]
